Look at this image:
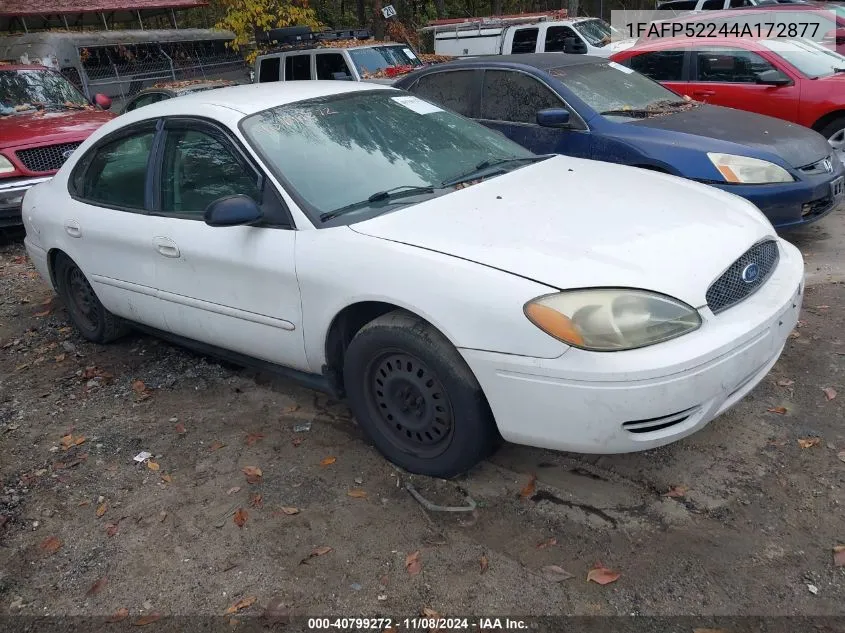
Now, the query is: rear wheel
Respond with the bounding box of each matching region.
[54,252,130,343]
[817,116,845,165]
[343,310,499,477]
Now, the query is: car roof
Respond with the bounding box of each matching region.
[623,35,767,51]
[257,41,403,58]
[118,80,395,122]
[146,79,238,95]
[425,53,607,71]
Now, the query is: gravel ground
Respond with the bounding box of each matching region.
[2,231,845,628]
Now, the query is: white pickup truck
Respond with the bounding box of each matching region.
[423,12,633,58]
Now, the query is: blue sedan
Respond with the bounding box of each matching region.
[394,54,844,229]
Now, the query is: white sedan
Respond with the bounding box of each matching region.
[22,82,803,477]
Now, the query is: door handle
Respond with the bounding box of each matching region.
[693,90,715,97]
[153,237,180,258]
[64,220,81,238]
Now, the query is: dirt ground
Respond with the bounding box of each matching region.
[2,224,845,626]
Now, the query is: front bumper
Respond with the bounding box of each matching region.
[0,176,50,227]
[710,168,844,230]
[461,239,804,454]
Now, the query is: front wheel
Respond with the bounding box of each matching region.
[817,116,845,165]
[343,310,499,477]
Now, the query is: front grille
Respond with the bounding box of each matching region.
[15,142,82,173]
[706,239,779,315]
[802,193,834,218]
[797,155,835,176]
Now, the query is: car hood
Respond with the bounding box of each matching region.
[0,109,115,150]
[351,156,775,309]
[629,104,830,168]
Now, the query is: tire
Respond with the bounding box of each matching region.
[53,252,130,344]
[816,116,845,163]
[343,310,500,478]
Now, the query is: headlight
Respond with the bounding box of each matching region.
[707,153,793,184]
[0,155,15,175]
[524,289,702,351]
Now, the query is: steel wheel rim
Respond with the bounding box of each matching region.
[66,267,99,334]
[365,350,454,458]
[828,128,845,165]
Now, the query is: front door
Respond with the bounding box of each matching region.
[147,119,308,370]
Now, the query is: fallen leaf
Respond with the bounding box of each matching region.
[520,473,537,498]
[106,608,129,623]
[146,461,160,471]
[160,473,172,483]
[131,380,151,398]
[105,523,119,537]
[422,607,440,618]
[838,450,845,463]
[282,405,300,414]
[82,366,112,381]
[587,563,620,585]
[664,485,688,498]
[480,554,489,574]
[536,537,557,549]
[245,432,265,446]
[60,434,86,450]
[320,456,337,467]
[96,503,107,517]
[541,565,574,583]
[824,387,838,401]
[275,506,300,516]
[87,576,108,596]
[242,466,262,484]
[224,596,257,615]
[159,511,167,523]
[768,406,788,415]
[132,614,161,626]
[798,438,822,449]
[405,550,422,576]
[347,489,367,499]
[301,545,333,564]
[233,508,248,528]
[834,545,845,567]
[175,423,186,434]
[777,378,794,387]
[54,353,66,363]
[227,486,241,495]
[291,438,303,447]
[209,440,226,452]
[250,494,263,509]
[39,535,62,555]
[33,308,52,317]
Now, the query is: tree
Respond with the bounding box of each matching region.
[214,0,322,61]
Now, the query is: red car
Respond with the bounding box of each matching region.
[0,65,114,228]
[611,36,845,162]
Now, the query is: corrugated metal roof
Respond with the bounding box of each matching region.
[0,0,206,16]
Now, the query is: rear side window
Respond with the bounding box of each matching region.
[544,26,579,53]
[77,131,154,209]
[285,54,312,80]
[628,50,686,81]
[694,48,775,83]
[701,0,727,8]
[481,70,561,123]
[656,0,696,8]
[409,71,477,117]
[511,28,539,54]
[316,53,352,80]
[259,57,281,82]
[124,92,168,112]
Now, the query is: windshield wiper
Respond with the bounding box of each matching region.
[441,155,551,188]
[600,100,689,118]
[319,185,436,222]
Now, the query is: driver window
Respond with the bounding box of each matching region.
[160,129,260,217]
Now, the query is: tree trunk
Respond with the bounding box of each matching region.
[357,0,366,27]
[492,0,503,13]
[433,0,446,18]
[373,0,386,39]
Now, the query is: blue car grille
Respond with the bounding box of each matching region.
[706,240,779,315]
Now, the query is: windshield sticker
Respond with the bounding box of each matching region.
[608,61,634,74]
[391,95,442,115]
[403,47,418,60]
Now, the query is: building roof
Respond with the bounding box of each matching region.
[0,0,206,17]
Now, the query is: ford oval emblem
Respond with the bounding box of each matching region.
[61,149,75,160]
[741,262,760,284]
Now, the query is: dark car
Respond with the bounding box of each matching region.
[121,79,238,113]
[394,53,843,229]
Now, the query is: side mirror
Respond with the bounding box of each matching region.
[563,37,588,54]
[204,195,263,227]
[332,71,353,81]
[755,69,791,86]
[93,93,112,110]
[536,107,571,128]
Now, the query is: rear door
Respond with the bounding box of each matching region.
[687,45,799,121]
[478,69,591,158]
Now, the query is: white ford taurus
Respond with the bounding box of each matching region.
[21,82,804,477]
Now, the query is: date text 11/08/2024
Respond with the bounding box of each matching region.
[306,617,529,630]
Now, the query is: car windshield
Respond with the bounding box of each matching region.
[573,19,619,48]
[0,69,89,114]
[348,46,424,76]
[549,62,694,121]
[240,90,537,226]
[760,38,845,78]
